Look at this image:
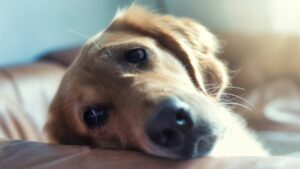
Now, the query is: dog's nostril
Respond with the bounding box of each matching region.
[155,129,179,147]
[196,135,217,155]
[175,108,189,126]
[197,138,209,151]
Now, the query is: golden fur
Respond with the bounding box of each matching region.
[45,5,267,158]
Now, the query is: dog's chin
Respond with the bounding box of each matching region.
[143,147,212,160]
[141,141,214,160]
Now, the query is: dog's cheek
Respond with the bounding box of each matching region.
[45,108,93,145]
[45,86,93,145]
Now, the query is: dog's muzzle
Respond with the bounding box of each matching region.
[145,97,216,159]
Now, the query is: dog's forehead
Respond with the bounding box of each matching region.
[88,31,156,51]
[81,6,213,94]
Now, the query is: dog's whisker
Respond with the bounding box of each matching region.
[209,87,221,95]
[205,84,246,97]
[204,84,220,94]
[220,102,253,112]
[226,86,246,91]
[66,29,100,49]
[206,84,245,91]
[218,98,237,103]
[221,92,255,110]
[219,96,241,105]
[218,99,247,110]
[229,68,243,81]
[206,85,245,97]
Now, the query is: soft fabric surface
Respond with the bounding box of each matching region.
[0,140,299,169]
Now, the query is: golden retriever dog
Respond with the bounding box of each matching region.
[45,5,267,159]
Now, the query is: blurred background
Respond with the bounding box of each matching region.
[1,0,300,66]
[0,0,300,156]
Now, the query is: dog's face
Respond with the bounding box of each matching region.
[45,6,233,159]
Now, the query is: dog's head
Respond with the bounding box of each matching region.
[45,6,233,159]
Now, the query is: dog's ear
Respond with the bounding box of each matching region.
[176,18,229,98]
[111,6,229,98]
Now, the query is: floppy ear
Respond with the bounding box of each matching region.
[111,6,229,98]
[179,18,229,97]
[174,18,229,97]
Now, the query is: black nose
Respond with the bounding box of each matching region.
[146,97,216,159]
[146,97,193,147]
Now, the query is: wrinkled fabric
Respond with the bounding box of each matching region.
[0,62,65,141]
[0,141,300,169]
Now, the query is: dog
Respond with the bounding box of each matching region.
[45,5,268,160]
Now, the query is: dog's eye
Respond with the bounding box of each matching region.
[125,48,148,64]
[83,107,109,128]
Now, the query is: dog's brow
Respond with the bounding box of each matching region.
[96,43,149,54]
[105,42,147,49]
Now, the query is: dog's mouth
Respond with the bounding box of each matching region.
[142,96,218,160]
[142,126,217,160]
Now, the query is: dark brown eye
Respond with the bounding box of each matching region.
[83,106,109,128]
[125,48,148,64]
